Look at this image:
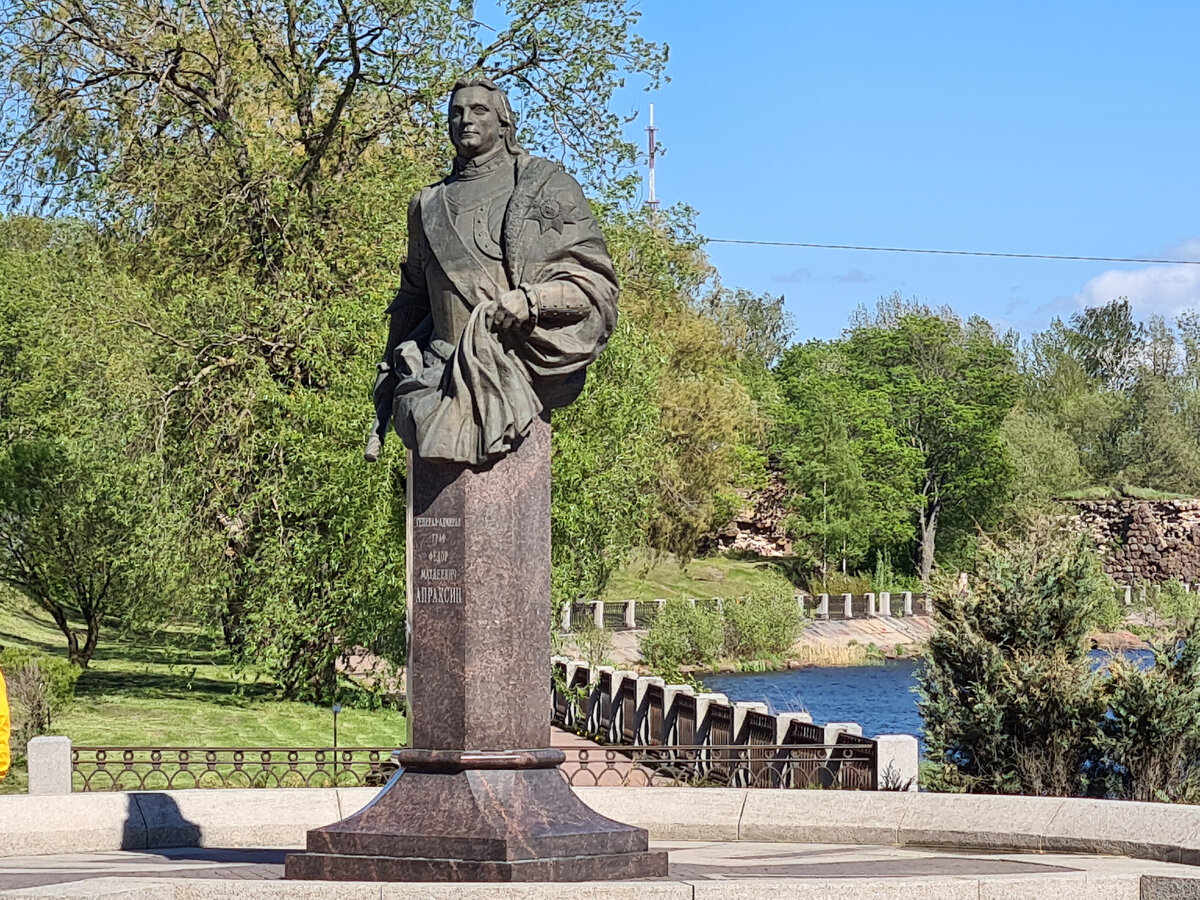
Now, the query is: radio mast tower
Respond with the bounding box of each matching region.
[645,104,660,213]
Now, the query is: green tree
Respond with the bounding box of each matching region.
[773,341,917,577]
[1063,298,1144,392]
[0,441,145,668]
[0,218,172,666]
[999,406,1086,505]
[845,298,1019,584]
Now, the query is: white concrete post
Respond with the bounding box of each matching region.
[561,601,572,632]
[687,597,697,608]
[817,593,829,618]
[695,692,731,745]
[634,675,665,745]
[28,736,73,795]
[592,600,604,629]
[796,592,807,616]
[662,683,695,744]
[565,659,589,687]
[655,598,667,618]
[635,675,665,711]
[874,734,919,792]
[1123,585,1133,606]
[610,669,639,742]
[865,592,877,617]
[624,599,637,630]
[879,591,891,617]
[842,593,853,618]
[924,594,933,615]
[775,712,814,743]
[824,722,863,744]
[902,591,913,616]
[732,701,770,741]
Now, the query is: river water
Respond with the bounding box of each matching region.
[705,660,923,740]
[703,650,1154,741]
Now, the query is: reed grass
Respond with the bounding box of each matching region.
[790,642,883,667]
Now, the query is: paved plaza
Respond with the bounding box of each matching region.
[2,841,1198,897]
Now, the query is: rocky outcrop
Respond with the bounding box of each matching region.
[1069,499,1200,584]
[708,471,792,558]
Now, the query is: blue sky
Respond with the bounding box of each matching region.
[588,1,1200,340]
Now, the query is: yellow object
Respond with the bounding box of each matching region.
[0,667,9,784]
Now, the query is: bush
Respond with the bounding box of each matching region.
[804,571,873,596]
[721,575,804,659]
[640,599,722,673]
[1093,625,1200,802]
[573,618,614,669]
[1143,578,1200,632]
[0,648,81,755]
[918,525,1110,795]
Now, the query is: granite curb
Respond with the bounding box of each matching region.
[0,873,1169,899]
[7,787,1200,872]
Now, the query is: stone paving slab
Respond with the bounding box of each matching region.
[2,842,1198,898]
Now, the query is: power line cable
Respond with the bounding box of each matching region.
[706,238,1200,266]
[7,190,1198,267]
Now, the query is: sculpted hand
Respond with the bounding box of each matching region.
[491,288,533,335]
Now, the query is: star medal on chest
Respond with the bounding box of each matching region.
[528,192,579,234]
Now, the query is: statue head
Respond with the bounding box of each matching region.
[447,76,525,163]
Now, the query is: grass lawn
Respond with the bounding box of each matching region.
[0,594,406,794]
[600,551,790,603]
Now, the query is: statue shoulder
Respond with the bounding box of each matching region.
[517,155,588,206]
[406,183,443,224]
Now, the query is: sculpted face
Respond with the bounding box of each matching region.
[449,86,502,159]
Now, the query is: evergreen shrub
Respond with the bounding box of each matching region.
[1094,625,1200,802]
[918,526,1109,795]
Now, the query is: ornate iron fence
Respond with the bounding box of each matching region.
[71,743,876,791]
[71,747,391,792]
[561,744,877,790]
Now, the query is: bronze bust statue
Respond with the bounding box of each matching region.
[366,77,618,465]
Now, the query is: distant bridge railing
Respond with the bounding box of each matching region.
[549,658,900,791]
[563,591,931,632]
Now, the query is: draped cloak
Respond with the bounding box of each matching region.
[382,153,618,466]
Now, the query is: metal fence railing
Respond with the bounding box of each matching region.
[71,747,389,792]
[561,744,876,790]
[70,743,876,792]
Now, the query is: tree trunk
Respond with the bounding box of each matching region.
[918,500,941,588]
[77,609,101,668]
[42,599,89,668]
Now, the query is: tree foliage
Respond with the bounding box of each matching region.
[773,295,1017,585]
[0,1,675,699]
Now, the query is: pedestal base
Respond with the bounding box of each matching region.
[284,750,668,883]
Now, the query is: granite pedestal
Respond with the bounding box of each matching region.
[285,418,666,881]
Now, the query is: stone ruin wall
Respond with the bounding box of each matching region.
[707,470,792,558]
[1069,499,1200,584]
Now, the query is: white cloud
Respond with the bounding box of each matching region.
[773,268,811,284]
[1075,238,1200,317]
[836,269,873,285]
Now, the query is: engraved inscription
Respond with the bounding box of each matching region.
[415,585,462,603]
[413,514,464,605]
